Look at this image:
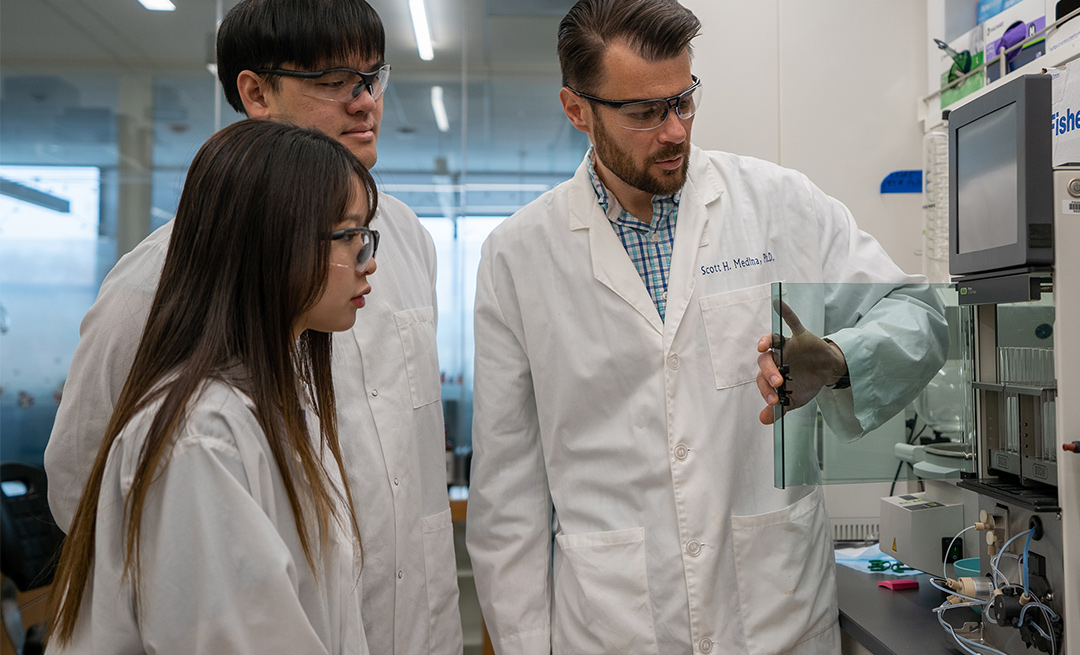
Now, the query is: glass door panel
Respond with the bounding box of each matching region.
[772,282,975,488]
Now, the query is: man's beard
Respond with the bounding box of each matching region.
[593,117,689,196]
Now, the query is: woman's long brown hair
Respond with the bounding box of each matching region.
[47,119,378,645]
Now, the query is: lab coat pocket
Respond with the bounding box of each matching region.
[394,307,441,408]
[552,527,659,655]
[421,508,462,654]
[729,488,838,655]
[700,283,773,389]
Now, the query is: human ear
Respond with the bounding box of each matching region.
[236,70,274,118]
[559,87,593,136]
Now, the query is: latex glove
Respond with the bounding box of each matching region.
[756,301,848,425]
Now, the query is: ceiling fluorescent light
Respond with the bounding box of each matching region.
[138,0,176,11]
[431,86,450,132]
[409,0,435,61]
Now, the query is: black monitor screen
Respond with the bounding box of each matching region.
[948,73,1053,276]
[956,102,1018,254]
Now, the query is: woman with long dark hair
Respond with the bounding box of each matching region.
[47,118,379,654]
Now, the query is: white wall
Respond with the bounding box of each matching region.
[682,0,928,274]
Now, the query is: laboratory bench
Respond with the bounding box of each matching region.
[837,565,977,655]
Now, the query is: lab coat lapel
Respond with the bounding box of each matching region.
[663,148,723,342]
[567,164,664,335]
[369,193,399,268]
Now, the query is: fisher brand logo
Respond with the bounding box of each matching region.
[1053,107,1080,136]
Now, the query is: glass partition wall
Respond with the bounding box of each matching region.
[0,0,586,470]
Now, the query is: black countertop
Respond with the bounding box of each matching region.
[836,565,979,655]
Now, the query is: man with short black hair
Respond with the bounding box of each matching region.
[466,0,946,653]
[45,2,462,653]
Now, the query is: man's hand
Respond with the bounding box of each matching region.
[755,302,848,425]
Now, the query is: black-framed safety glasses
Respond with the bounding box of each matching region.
[254,65,391,104]
[325,226,379,273]
[567,75,702,131]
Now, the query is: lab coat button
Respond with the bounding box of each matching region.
[674,444,689,461]
[699,638,713,653]
[371,389,379,397]
[393,478,399,486]
[397,570,403,580]
[686,539,702,556]
[667,354,680,370]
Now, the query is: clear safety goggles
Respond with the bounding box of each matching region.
[568,76,702,131]
[326,226,379,273]
[255,65,391,104]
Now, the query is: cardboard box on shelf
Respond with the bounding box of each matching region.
[1051,58,1080,165]
[1046,0,1080,56]
[984,0,1047,83]
[979,0,1029,23]
[938,25,986,111]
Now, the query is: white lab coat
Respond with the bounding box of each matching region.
[45,193,463,655]
[467,147,947,655]
[51,380,367,655]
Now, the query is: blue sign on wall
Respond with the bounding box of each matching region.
[880,170,923,194]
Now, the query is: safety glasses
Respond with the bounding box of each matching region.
[255,65,391,104]
[568,76,702,131]
[326,226,379,273]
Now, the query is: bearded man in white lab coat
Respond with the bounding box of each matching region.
[43,1,462,653]
[466,0,947,653]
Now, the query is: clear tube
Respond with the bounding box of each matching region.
[923,128,950,283]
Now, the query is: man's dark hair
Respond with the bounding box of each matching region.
[558,0,700,94]
[217,0,386,114]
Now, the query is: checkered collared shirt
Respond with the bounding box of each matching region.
[587,149,681,322]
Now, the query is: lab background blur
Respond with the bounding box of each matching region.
[0,0,929,470]
[0,1,945,653]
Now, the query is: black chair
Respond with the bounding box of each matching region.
[1,463,65,655]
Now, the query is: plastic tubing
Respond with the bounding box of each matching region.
[935,601,1010,655]
[991,528,1034,587]
[944,525,977,581]
[1018,603,1059,655]
[1022,529,1033,593]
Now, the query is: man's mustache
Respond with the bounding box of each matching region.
[649,142,690,165]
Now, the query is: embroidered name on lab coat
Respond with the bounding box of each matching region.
[701,252,776,275]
